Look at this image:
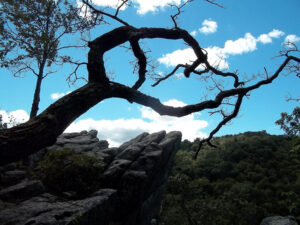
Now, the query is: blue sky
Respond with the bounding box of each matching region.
[0,0,299,146]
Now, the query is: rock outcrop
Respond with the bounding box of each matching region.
[260,216,298,225]
[0,130,182,225]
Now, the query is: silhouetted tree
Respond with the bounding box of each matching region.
[0,0,299,165]
[276,107,300,136]
[0,0,98,118]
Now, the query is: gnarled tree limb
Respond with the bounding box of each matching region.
[0,22,299,165]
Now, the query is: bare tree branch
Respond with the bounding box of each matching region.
[194,94,244,158]
[81,0,130,26]
[170,0,194,28]
[204,0,224,8]
[205,63,244,87]
[66,62,88,86]
[129,39,147,90]
[56,45,87,51]
[0,9,299,165]
[115,0,130,17]
[152,64,209,87]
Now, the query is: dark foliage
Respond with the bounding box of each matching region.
[276,107,300,137]
[36,148,104,199]
[160,131,300,225]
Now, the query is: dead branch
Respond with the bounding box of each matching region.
[81,0,130,26]
[194,93,244,158]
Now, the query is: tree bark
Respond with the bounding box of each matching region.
[30,74,43,118]
[0,82,111,165]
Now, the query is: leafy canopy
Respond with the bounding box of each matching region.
[0,0,94,73]
[276,107,300,136]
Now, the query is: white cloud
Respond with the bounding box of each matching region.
[76,0,127,19]
[76,0,92,18]
[77,0,128,10]
[91,0,128,9]
[133,0,182,14]
[257,34,272,44]
[268,29,285,38]
[199,19,218,34]
[206,46,229,69]
[158,48,196,67]
[65,99,208,146]
[223,33,257,55]
[158,46,228,70]
[51,91,71,100]
[190,30,197,37]
[158,29,286,70]
[0,110,29,128]
[257,29,285,44]
[77,0,183,15]
[285,34,300,44]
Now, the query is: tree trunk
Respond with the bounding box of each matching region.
[1,25,297,166]
[30,74,43,118]
[0,82,112,166]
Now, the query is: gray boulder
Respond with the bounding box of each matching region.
[0,169,27,187]
[25,129,109,167]
[0,179,45,202]
[0,130,182,225]
[0,189,117,225]
[261,216,298,225]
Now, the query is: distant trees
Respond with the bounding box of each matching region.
[0,0,97,118]
[276,107,300,136]
[160,132,300,225]
[0,0,299,166]
[0,114,7,129]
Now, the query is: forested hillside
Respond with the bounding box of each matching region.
[160,131,300,225]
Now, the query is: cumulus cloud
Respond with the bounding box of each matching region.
[190,30,197,37]
[133,0,181,14]
[257,34,272,44]
[77,0,128,10]
[206,46,228,69]
[158,46,228,70]
[77,0,182,15]
[76,0,127,19]
[223,33,257,55]
[65,99,208,146]
[0,110,29,128]
[257,29,285,44]
[199,19,218,34]
[158,29,285,70]
[90,0,127,9]
[158,48,196,67]
[285,34,300,44]
[51,91,71,100]
[268,29,285,38]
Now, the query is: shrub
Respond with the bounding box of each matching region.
[37,148,104,199]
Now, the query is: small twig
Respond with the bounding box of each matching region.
[152,64,185,86]
[152,64,209,87]
[264,67,269,79]
[43,70,57,78]
[57,45,87,51]
[170,0,193,28]
[81,0,130,26]
[114,0,130,17]
[205,62,243,88]
[66,62,88,86]
[194,93,245,158]
[204,0,224,8]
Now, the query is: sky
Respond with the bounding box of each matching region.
[0,0,299,147]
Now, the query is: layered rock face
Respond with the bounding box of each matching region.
[0,130,182,225]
